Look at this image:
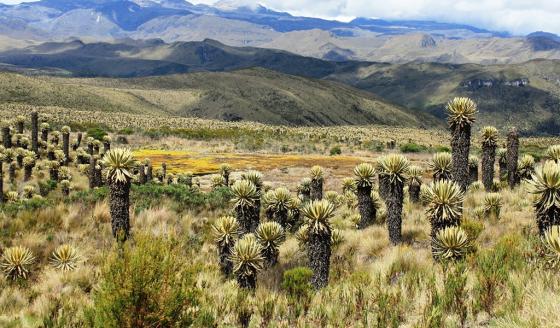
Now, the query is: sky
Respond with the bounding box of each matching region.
[1,0,560,35]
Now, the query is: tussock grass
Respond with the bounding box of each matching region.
[1,114,559,327]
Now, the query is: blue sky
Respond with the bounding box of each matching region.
[2,0,559,35]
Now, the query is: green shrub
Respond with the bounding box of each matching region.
[420,276,444,328]
[433,145,451,153]
[68,122,112,134]
[117,127,134,135]
[144,126,260,141]
[131,184,232,213]
[329,146,342,156]
[442,262,469,325]
[520,144,545,162]
[362,140,385,152]
[38,180,58,197]
[234,290,254,327]
[70,187,109,204]
[372,276,404,327]
[87,127,108,141]
[282,267,313,299]
[87,233,203,327]
[461,218,484,241]
[0,197,51,217]
[235,135,265,151]
[70,185,231,213]
[116,136,129,144]
[473,234,524,314]
[400,142,428,153]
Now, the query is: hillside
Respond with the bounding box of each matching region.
[2,38,560,134]
[329,60,560,135]
[0,39,355,78]
[0,68,436,127]
[262,30,560,64]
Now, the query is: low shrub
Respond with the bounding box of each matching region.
[400,142,428,153]
[86,233,204,327]
[131,184,232,213]
[282,267,313,299]
[86,127,108,141]
[442,262,469,325]
[433,145,451,153]
[461,218,484,241]
[69,184,232,213]
[38,180,58,197]
[281,267,313,317]
[116,136,129,144]
[473,234,525,315]
[0,197,52,217]
[117,127,134,135]
[70,187,109,204]
[330,146,342,156]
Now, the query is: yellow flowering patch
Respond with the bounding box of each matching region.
[133,149,370,174]
[133,149,219,174]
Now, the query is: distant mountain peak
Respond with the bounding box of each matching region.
[349,16,506,37]
[215,0,251,10]
[527,31,560,40]
[526,31,560,51]
[131,0,193,8]
[214,0,265,12]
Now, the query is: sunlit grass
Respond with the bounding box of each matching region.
[133,149,374,174]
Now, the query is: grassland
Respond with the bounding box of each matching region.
[0,103,451,148]
[1,140,559,327]
[0,68,436,127]
[1,102,560,327]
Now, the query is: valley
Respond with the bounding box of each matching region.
[0,38,559,134]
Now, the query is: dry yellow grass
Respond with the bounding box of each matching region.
[2,149,559,327]
[1,109,560,327]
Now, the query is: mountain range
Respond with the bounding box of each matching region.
[0,37,559,135]
[1,0,560,64]
[0,0,559,135]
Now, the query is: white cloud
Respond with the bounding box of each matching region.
[2,0,560,34]
[200,0,560,35]
[0,0,26,4]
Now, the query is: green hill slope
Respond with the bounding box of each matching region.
[3,38,559,134]
[330,60,560,135]
[0,68,437,127]
[0,39,359,78]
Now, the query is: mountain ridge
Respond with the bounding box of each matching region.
[1,0,558,64]
[1,37,559,135]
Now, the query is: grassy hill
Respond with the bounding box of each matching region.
[0,39,359,78]
[329,59,560,135]
[0,68,437,127]
[2,39,560,134]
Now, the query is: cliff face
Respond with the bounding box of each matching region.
[461,78,529,90]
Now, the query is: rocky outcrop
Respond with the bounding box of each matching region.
[461,78,529,89]
[421,35,437,48]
